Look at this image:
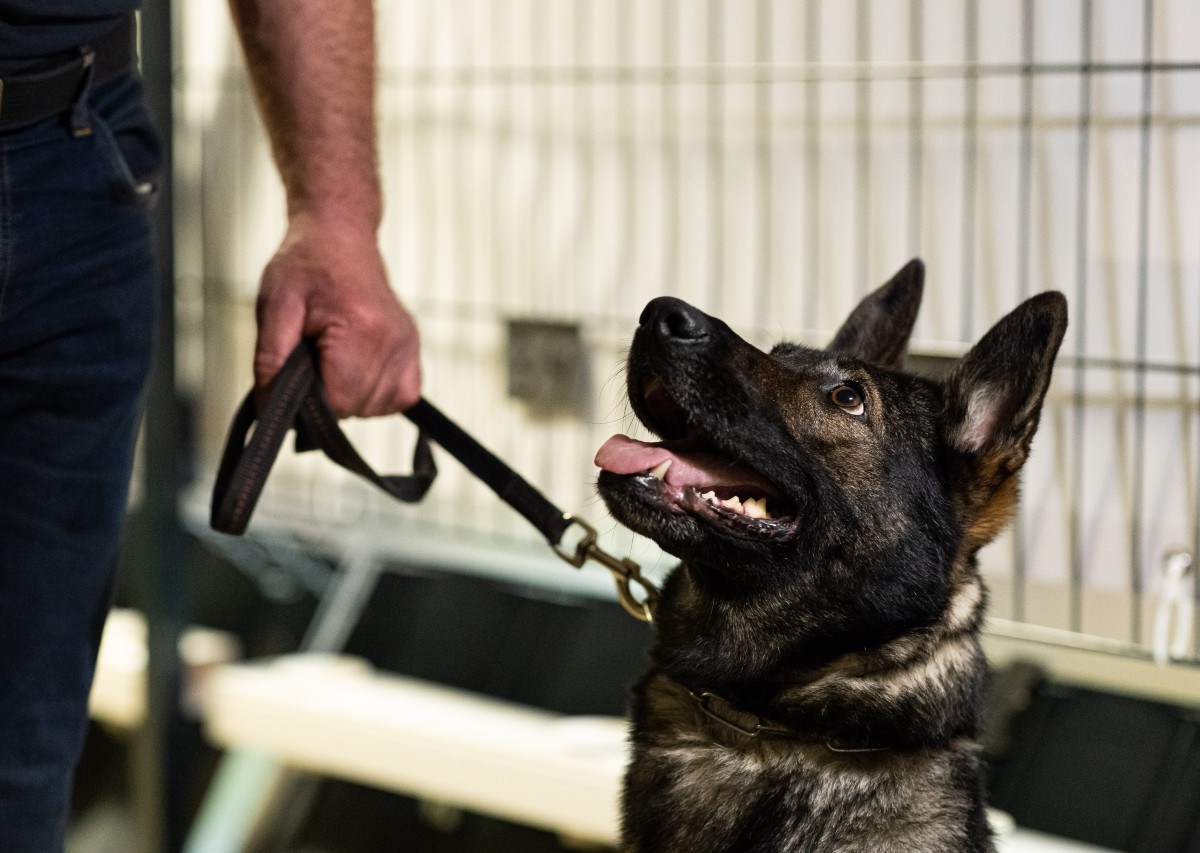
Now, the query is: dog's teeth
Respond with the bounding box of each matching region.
[647,460,672,480]
[721,496,744,513]
[743,497,767,519]
[701,490,719,505]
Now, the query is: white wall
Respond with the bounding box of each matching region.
[175,0,1200,655]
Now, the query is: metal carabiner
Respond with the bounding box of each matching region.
[552,514,659,623]
[611,567,659,623]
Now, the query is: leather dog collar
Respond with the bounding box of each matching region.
[685,686,890,754]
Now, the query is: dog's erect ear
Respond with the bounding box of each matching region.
[945,292,1067,459]
[827,258,924,369]
[944,293,1066,552]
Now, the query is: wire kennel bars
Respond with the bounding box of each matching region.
[182,0,1199,665]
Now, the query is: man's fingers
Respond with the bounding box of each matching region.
[320,355,417,418]
[254,286,307,390]
[253,232,422,418]
[363,368,420,418]
[313,302,420,417]
[319,359,369,418]
[392,358,422,411]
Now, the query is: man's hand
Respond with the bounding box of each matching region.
[254,214,421,417]
[230,0,419,417]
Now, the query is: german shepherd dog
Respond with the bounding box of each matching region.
[594,260,1066,852]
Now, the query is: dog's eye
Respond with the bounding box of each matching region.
[830,385,865,416]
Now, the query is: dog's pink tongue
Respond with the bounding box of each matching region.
[595,434,777,493]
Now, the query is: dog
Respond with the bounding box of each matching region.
[594,260,1066,852]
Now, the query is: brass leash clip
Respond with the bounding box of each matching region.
[553,514,659,623]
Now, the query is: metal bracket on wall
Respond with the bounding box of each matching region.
[506,319,587,416]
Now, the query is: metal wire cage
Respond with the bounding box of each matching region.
[178,0,1200,666]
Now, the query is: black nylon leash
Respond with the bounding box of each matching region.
[210,340,657,621]
[210,341,437,535]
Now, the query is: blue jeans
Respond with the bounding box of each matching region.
[0,73,160,851]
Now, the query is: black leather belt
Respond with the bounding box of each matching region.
[0,15,136,134]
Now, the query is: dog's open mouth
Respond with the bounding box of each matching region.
[595,377,798,537]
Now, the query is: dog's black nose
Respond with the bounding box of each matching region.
[640,297,711,341]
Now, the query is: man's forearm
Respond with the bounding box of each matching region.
[229,0,382,232]
[231,0,421,415]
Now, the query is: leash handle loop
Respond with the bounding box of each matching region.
[211,343,321,535]
[211,341,660,623]
[211,341,435,535]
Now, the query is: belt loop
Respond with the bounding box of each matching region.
[70,50,97,137]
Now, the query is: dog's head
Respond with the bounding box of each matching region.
[596,260,1066,681]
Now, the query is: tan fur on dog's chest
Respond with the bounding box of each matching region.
[622,670,983,852]
[629,733,979,853]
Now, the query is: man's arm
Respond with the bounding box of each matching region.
[229,0,420,416]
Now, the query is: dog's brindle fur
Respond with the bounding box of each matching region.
[597,261,1066,853]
